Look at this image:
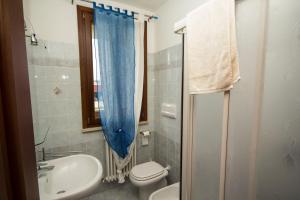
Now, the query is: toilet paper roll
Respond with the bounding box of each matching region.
[141,130,150,136]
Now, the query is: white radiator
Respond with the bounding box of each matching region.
[104,141,136,183]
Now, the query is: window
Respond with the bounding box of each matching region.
[77,6,148,129]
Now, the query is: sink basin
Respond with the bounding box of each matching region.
[38,154,102,200]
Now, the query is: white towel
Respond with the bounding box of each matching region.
[186,0,240,94]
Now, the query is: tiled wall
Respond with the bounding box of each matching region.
[26,39,182,199]
[25,39,155,168]
[148,44,182,184]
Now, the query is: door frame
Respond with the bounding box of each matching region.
[0,0,39,199]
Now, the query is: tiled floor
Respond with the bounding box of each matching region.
[82,181,138,200]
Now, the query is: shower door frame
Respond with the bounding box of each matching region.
[177,0,269,198]
[180,33,193,200]
[177,23,231,200]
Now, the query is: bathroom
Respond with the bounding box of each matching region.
[23,0,182,199]
[0,0,300,200]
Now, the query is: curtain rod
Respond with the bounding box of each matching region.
[71,0,159,20]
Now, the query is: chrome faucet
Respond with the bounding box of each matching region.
[37,162,55,179]
[37,162,55,171]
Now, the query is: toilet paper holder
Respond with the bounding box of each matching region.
[140,130,151,136]
[140,130,151,146]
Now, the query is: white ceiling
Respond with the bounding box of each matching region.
[110,0,168,11]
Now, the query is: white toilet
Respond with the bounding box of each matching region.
[129,161,169,200]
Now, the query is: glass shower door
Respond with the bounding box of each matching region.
[190,94,224,200]
[256,1,300,199]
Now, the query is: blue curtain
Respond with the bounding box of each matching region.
[93,4,136,158]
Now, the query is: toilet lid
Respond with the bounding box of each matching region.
[131,161,165,181]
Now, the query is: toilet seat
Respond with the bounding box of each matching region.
[129,161,168,187]
[131,161,165,181]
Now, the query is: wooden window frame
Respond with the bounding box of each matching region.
[140,20,148,122]
[77,6,148,129]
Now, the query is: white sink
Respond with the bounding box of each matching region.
[38,154,102,200]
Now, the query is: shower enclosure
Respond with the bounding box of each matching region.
[180,0,300,200]
[256,0,300,199]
